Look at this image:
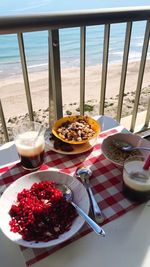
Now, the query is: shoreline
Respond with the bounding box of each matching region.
[2,57,150,78]
[0,59,150,144]
[1,59,150,118]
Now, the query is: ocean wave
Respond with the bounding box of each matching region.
[3,0,52,15]
[134,36,144,40]
[110,51,123,56]
[28,63,48,69]
[129,52,142,59]
[134,42,143,47]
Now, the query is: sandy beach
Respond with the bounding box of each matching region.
[0,60,150,143]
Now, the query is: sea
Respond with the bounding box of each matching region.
[0,0,150,77]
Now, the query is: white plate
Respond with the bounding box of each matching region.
[101,132,150,167]
[0,169,90,248]
[45,129,97,155]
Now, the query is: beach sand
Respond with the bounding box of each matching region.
[0,60,150,143]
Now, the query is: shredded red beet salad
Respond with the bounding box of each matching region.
[9,181,78,242]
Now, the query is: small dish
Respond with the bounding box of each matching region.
[52,115,101,145]
[0,170,90,248]
[45,129,97,155]
[101,132,150,167]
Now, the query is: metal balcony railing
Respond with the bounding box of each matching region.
[0,6,150,143]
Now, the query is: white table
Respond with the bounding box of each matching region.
[1,115,150,267]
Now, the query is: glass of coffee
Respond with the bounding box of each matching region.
[123,156,150,202]
[13,121,46,171]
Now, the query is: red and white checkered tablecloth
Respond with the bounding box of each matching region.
[0,126,138,266]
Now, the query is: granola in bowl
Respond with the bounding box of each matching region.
[104,143,142,165]
[52,115,100,145]
[101,132,150,167]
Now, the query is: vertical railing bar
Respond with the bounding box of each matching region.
[80,26,86,115]
[0,99,9,143]
[17,33,34,121]
[48,31,54,129]
[48,29,63,123]
[116,21,132,122]
[144,96,150,128]
[130,20,150,132]
[99,24,110,115]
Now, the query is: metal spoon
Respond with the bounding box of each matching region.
[56,184,105,237]
[112,139,150,152]
[76,167,104,223]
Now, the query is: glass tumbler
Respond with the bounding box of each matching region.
[13,121,45,171]
[123,156,150,202]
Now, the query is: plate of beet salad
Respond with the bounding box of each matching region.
[0,169,90,248]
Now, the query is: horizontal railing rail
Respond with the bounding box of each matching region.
[0,7,150,144]
[1,7,150,34]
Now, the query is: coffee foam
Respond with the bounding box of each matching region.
[15,131,45,157]
[123,160,150,192]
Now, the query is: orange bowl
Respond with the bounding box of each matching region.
[52,115,101,145]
